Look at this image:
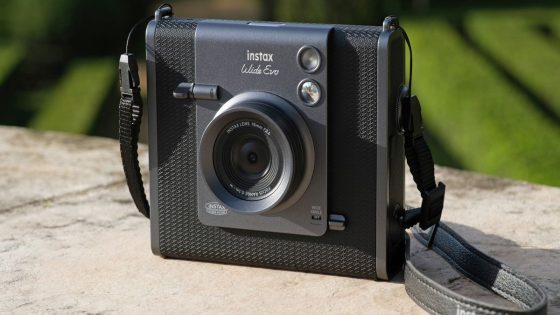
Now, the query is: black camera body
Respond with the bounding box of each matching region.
[120,10,548,313]
[146,17,406,280]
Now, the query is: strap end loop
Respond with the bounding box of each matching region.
[400,182,445,232]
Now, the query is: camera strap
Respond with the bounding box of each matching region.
[399,97,547,313]
[117,4,173,218]
[395,24,547,314]
[118,52,150,218]
[117,9,547,314]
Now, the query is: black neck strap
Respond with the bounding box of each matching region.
[118,53,150,218]
[117,10,547,314]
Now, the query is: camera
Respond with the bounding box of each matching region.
[146,15,406,279]
[120,9,548,313]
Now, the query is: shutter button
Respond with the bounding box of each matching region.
[328,214,346,231]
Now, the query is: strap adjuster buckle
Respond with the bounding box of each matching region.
[419,182,446,230]
[402,94,424,139]
[119,53,140,95]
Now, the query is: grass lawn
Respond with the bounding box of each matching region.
[465,8,560,117]
[402,7,560,186]
[0,41,23,86]
[30,58,115,134]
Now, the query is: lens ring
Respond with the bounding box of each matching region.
[297,45,321,73]
[199,92,315,215]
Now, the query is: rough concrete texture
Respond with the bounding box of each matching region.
[0,126,558,314]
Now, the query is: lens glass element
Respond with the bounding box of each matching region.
[213,119,282,201]
[230,136,270,177]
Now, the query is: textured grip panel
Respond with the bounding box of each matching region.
[154,19,381,279]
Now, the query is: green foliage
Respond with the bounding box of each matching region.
[273,2,560,185]
[6,0,78,44]
[465,8,560,116]
[1,1,558,187]
[274,0,383,24]
[30,58,115,134]
[402,18,560,186]
[0,41,23,85]
[5,0,146,55]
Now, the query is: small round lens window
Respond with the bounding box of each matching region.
[298,79,322,106]
[297,46,321,73]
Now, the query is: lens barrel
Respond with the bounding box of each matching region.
[199,92,314,214]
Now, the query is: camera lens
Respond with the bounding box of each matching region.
[199,92,315,214]
[214,119,283,201]
[232,137,270,176]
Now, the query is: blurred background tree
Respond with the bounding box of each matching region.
[5,0,147,55]
[268,0,385,24]
[0,0,558,186]
[0,0,147,135]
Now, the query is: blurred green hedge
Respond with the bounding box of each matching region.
[272,1,560,185]
[3,0,147,55]
[273,0,385,24]
[403,7,560,186]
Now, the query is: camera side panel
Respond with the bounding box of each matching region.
[375,28,406,280]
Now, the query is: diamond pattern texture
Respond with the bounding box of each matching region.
[154,19,381,279]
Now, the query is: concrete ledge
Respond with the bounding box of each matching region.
[0,126,558,314]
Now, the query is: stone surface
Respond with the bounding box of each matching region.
[0,126,558,314]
